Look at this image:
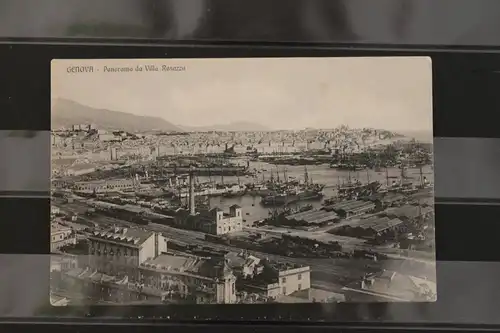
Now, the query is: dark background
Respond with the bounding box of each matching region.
[0,44,499,327]
[2,0,500,45]
[2,0,500,328]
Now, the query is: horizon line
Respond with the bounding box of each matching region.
[52,97,432,134]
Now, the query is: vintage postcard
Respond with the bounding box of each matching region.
[50,57,435,306]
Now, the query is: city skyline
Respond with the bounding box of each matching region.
[50,57,436,306]
[51,57,432,132]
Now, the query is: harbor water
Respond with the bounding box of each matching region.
[197,160,434,223]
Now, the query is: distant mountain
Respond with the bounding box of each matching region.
[182,121,271,132]
[51,98,181,132]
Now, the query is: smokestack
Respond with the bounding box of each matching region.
[189,166,195,215]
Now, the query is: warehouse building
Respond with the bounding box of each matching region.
[379,193,407,207]
[284,209,339,228]
[326,200,376,218]
[332,216,404,240]
[73,178,137,192]
[385,205,434,221]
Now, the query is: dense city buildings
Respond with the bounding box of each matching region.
[50,57,435,305]
[51,223,77,252]
[87,226,168,277]
[50,123,436,305]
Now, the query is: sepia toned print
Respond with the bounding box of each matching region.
[50,57,435,306]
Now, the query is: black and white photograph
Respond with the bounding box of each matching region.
[50,57,435,306]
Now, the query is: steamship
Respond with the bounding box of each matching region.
[261,167,324,206]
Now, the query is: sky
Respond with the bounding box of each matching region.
[52,57,432,132]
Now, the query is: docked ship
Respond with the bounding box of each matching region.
[335,170,382,200]
[162,165,248,176]
[246,183,272,197]
[221,184,247,197]
[155,154,250,176]
[261,167,324,206]
[261,187,324,206]
[246,167,289,197]
[330,162,366,171]
[172,183,245,198]
[263,156,324,166]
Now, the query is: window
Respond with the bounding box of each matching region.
[232,282,235,294]
[298,274,302,280]
[282,287,286,294]
[282,277,286,283]
[298,284,302,290]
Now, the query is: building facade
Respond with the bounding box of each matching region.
[60,255,238,304]
[139,255,237,304]
[51,223,77,252]
[59,267,168,305]
[239,261,311,299]
[275,264,311,296]
[73,178,137,192]
[199,205,243,235]
[87,227,167,278]
[342,271,437,302]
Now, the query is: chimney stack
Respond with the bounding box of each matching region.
[189,166,196,215]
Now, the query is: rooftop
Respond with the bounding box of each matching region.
[143,254,204,273]
[68,163,98,171]
[141,254,224,281]
[343,270,437,302]
[266,260,308,273]
[285,209,338,224]
[225,251,261,269]
[330,200,375,212]
[347,216,404,233]
[51,157,78,167]
[64,268,168,297]
[75,180,107,185]
[90,227,153,246]
[121,204,145,214]
[382,193,406,202]
[385,205,433,220]
[51,223,71,234]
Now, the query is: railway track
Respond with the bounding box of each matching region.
[59,202,433,279]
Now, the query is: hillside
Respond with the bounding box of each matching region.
[51,99,181,132]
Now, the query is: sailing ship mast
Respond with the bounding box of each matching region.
[420,165,424,187]
[208,166,213,186]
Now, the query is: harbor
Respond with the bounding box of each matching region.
[50,57,435,305]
